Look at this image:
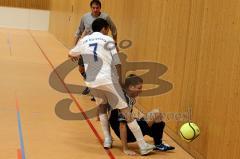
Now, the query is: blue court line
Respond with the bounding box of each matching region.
[16,102,26,159]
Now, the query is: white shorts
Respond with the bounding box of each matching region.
[90,83,128,110]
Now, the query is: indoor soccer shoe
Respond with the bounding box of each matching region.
[155,143,175,151]
[139,143,155,155]
[103,138,112,149]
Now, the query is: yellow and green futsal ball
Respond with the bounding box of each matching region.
[179,122,200,142]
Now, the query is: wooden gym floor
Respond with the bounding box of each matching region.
[0,28,194,159]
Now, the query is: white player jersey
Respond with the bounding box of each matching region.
[69,32,121,87]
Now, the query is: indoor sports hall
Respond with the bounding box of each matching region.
[0,0,239,159]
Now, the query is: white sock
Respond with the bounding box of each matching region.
[127,119,146,149]
[99,114,111,141]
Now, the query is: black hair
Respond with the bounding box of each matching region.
[90,0,101,8]
[124,74,143,88]
[92,18,109,32]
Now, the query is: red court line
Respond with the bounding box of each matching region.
[28,31,116,159]
[17,149,22,159]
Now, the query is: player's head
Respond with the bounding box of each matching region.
[92,18,109,35]
[90,0,101,17]
[125,74,143,98]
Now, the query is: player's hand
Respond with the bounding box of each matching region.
[68,55,79,62]
[123,149,137,156]
[72,57,79,62]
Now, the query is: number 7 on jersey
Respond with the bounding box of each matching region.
[89,43,98,62]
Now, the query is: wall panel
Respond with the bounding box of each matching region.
[49,0,240,158]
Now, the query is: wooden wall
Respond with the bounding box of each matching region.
[49,0,240,158]
[0,0,49,10]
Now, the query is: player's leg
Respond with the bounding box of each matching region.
[143,110,164,145]
[106,83,155,155]
[150,122,164,145]
[143,110,175,151]
[151,122,175,151]
[146,119,175,151]
[144,109,162,127]
[109,109,140,156]
[119,108,155,155]
[78,57,90,95]
[90,87,112,148]
[98,104,112,148]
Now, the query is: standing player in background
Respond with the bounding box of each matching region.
[75,0,118,96]
[75,0,117,45]
[109,74,175,155]
[69,18,155,155]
